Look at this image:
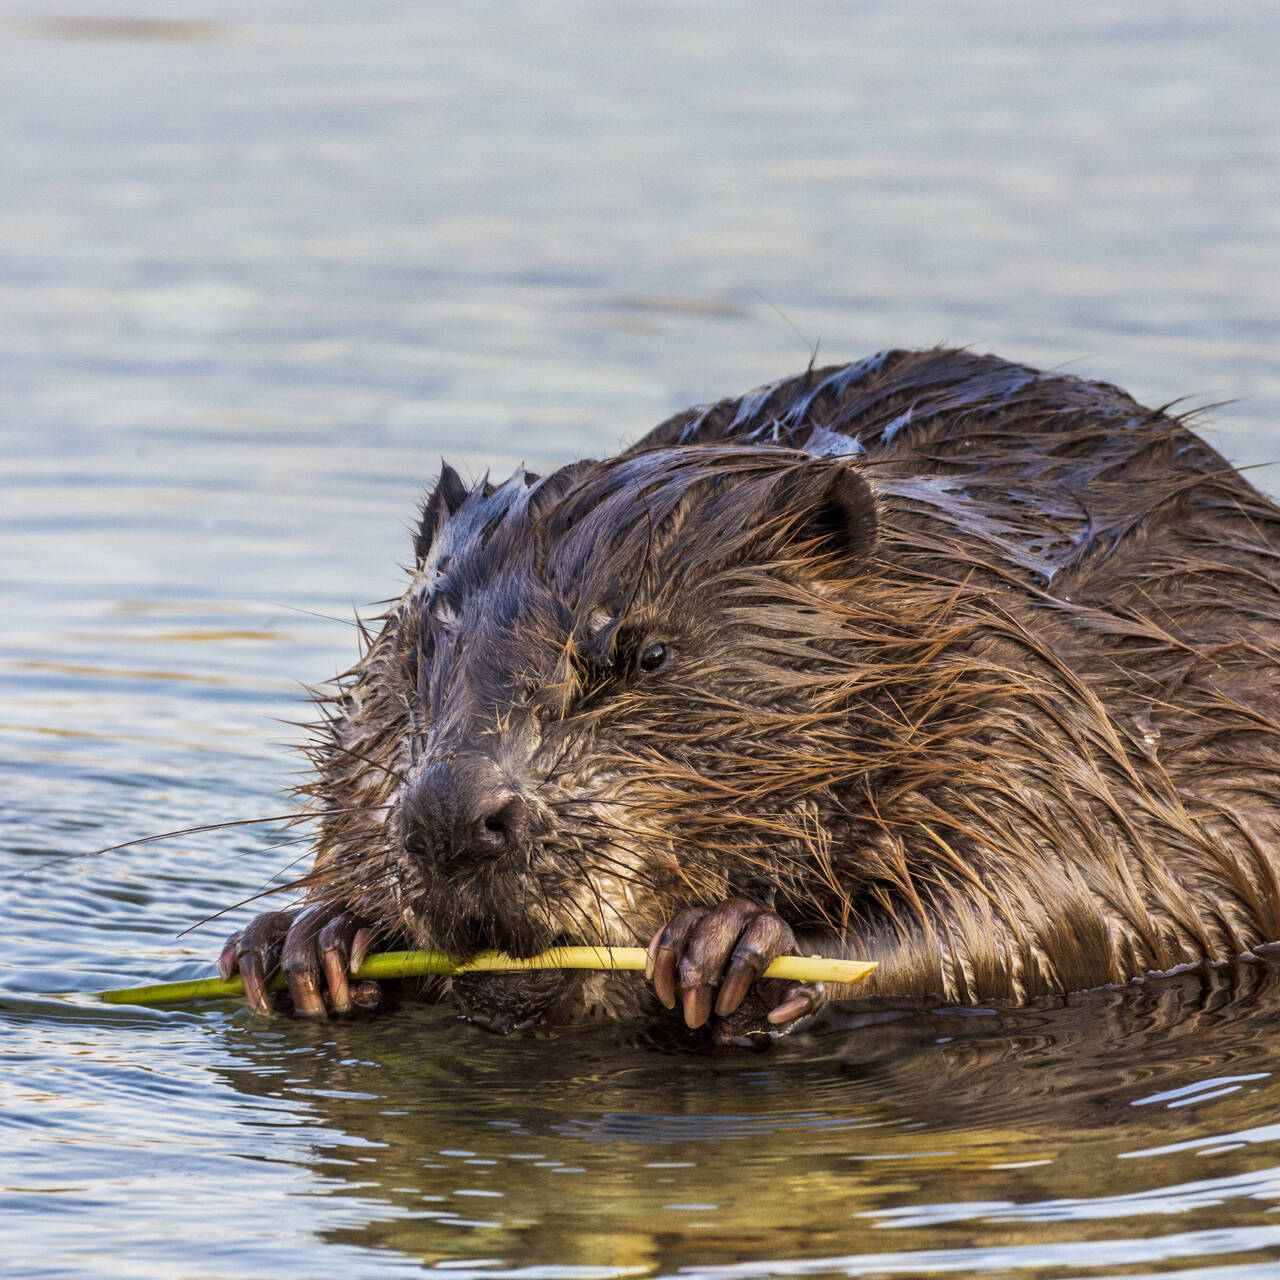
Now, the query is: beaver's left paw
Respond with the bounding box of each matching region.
[644,897,825,1031]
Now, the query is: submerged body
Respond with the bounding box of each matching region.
[224,348,1280,1036]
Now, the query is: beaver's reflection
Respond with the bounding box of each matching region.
[211,958,1280,1273]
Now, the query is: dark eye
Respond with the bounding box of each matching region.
[638,640,670,674]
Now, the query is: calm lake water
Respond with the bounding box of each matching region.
[3,3,1280,1277]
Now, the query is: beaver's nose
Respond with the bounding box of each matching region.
[400,753,531,870]
[473,793,531,856]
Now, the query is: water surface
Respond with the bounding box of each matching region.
[3,3,1280,1277]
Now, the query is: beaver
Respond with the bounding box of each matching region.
[219,347,1280,1038]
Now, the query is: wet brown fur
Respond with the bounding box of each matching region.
[295,348,1280,1023]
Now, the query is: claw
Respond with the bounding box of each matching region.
[222,907,378,1020]
[682,984,713,1029]
[218,934,241,982]
[239,950,273,1016]
[644,926,662,982]
[714,913,783,1016]
[349,927,374,974]
[232,909,296,1016]
[319,950,351,1013]
[645,897,826,1035]
[282,905,342,1019]
[652,945,678,1009]
[652,909,703,1010]
[767,983,825,1025]
[714,965,755,1018]
[318,914,361,1013]
[290,968,327,1019]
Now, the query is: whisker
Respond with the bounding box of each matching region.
[317,741,407,784]
[3,806,391,880]
[272,603,360,628]
[207,833,315,868]
[175,867,315,936]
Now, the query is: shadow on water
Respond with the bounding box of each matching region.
[208,959,1280,1276]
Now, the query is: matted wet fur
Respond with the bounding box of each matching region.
[230,347,1280,1033]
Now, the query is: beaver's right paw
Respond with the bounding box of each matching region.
[644,898,825,1032]
[218,906,378,1018]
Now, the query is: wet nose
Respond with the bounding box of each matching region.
[400,753,532,870]
[473,793,531,856]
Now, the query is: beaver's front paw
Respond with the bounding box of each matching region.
[219,906,379,1018]
[644,898,825,1032]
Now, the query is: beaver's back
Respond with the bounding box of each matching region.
[636,346,1280,673]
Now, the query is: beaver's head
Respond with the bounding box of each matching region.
[309,446,879,971]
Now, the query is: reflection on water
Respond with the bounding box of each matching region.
[10,966,1280,1276]
[2,1,1280,1276]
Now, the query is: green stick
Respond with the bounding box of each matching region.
[95,946,877,1007]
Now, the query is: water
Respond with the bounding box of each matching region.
[2,2,1279,1276]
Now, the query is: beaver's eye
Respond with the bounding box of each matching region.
[638,641,670,674]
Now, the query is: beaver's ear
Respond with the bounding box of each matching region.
[415,462,469,565]
[762,461,878,568]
